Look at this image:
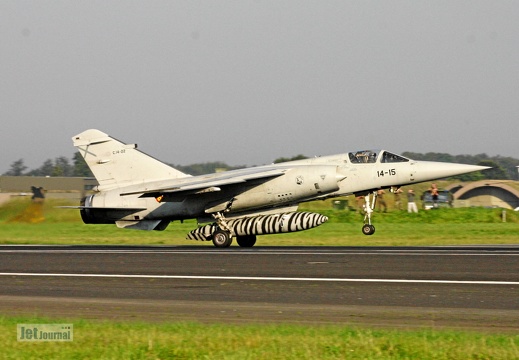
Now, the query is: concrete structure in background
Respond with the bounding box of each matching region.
[447,180,519,210]
[0,176,97,205]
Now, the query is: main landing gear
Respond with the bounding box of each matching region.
[212,229,233,248]
[236,235,256,248]
[210,212,257,248]
[211,212,233,248]
[361,191,377,235]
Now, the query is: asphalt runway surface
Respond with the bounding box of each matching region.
[0,245,518,331]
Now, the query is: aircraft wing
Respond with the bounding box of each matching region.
[120,167,288,198]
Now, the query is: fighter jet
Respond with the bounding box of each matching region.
[70,129,488,248]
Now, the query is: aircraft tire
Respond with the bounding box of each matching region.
[362,224,375,236]
[212,230,233,248]
[236,235,256,247]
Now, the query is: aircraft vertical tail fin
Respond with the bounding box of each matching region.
[73,129,189,189]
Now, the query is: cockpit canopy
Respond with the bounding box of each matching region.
[348,150,410,164]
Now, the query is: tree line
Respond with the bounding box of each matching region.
[401,152,518,181]
[3,153,93,177]
[3,152,518,180]
[2,154,246,178]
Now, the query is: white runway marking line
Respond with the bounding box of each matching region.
[0,249,518,256]
[0,273,517,285]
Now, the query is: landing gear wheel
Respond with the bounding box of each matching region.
[236,235,256,248]
[362,224,375,235]
[212,230,233,248]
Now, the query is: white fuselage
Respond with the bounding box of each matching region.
[87,151,486,223]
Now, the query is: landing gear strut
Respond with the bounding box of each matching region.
[211,212,233,248]
[361,191,377,235]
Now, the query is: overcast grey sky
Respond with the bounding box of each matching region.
[1,1,518,174]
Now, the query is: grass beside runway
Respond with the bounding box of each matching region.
[1,199,518,358]
[3,316,519,359]
[0,198,518,246]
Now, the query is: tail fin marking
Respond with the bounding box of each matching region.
[73,129,189,189]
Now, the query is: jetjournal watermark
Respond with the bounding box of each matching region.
[17,324,73,342]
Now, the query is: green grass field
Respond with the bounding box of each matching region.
[2,317,518,360]
[1,198,518,359]
[1,197,518,247]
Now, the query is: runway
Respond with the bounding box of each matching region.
[0,245,518,331]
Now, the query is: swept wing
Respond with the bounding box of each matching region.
[120,166,288,199]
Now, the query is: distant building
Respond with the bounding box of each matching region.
[0,176,97,204]
[421,189,453,209]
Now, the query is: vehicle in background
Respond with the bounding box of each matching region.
[421,189,453,209]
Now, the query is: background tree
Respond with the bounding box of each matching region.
[171,162,243,176]
[273,155,308,164]
[52,156,73,177]
[4,159,27,176]
[477,160,508,180]
[26,159,54,176]
[72,152,94,177]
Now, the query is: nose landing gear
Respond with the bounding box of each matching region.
[361,191,377,236]
[362,224,376,235]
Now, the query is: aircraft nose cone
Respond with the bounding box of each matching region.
[414,162,490,182]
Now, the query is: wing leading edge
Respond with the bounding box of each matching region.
[119,167,288,199]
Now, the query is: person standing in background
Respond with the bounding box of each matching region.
[393,187,403,210]
[430,183,439,208]
[407,189,418,213]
